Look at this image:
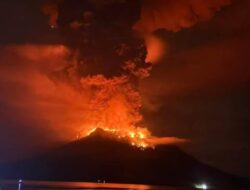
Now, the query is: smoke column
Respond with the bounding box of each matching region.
[0,0,232,149]
[3,0,232,150]
[40,0,231,147]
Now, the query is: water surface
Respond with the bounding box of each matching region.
[0,180,194,190]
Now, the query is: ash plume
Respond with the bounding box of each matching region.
[135,0,231,33]
[40,0,233,147]
[1,0,233,149]
[41,0,190,147]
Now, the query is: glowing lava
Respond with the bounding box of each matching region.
[79,125,187,149]
[83,126,151,149]
[73,73,187,149]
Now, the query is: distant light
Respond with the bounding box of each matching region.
[202,184,207,190]
[50,25,57,29]
[18,179,23,190]
[195,183,208,189]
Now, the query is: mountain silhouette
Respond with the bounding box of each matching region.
[1,128,249,189]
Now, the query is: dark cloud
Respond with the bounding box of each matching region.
[140,0,250,177]
[135,0,231,33]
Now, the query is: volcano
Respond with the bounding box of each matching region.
[0,129,249,189]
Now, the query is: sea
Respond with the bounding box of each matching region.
[0,180,195,190]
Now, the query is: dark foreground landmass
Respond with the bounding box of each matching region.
[1,129,249,189]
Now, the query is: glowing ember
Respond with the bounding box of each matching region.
[82,126,152,148]
[80,125,187,149]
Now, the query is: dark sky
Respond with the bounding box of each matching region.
[0,0,250,178]
[140,0,250,177]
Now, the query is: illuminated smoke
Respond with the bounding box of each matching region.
[43,0,231,33]
[144,34,169,63]
[23,0,195,148]
[0,45,89,141]
[135,0,231,33]
[0,44,187,148]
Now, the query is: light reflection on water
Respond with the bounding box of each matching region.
[0,180,193,190]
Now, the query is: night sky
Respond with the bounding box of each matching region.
[0,0,250,178]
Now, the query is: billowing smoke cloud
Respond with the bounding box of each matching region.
[138,0,250,111]
[0,45,84,161]
[42,0,232,67]
[0,44,187,152]
[32,0,236,148]
[2,0,233,147]
[144,34,169,63]
[140,38,250,101]
[0,45,88,141]
[43,0,231,33]
[135,0,231,33]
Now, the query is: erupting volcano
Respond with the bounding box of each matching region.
[41,0,186,148]
[1,128,248,189]
[35,0,233,149]
[78,74,186,148]
[1,0,250,188]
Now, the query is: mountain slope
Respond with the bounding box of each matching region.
[1,129,249,189]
